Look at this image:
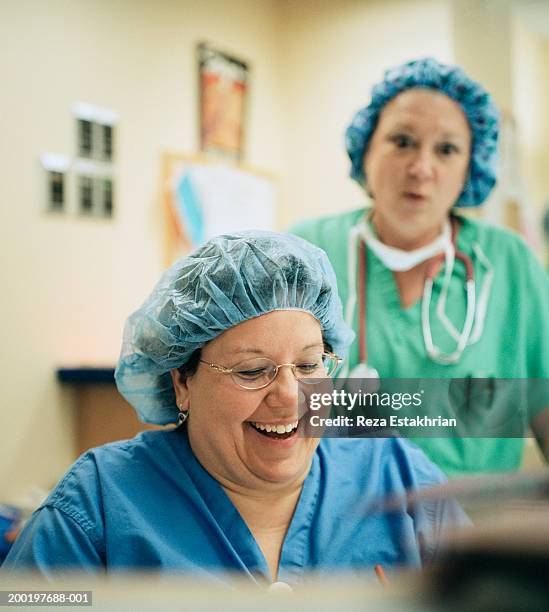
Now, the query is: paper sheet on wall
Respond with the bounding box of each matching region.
[170,163,276,249]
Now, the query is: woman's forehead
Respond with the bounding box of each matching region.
[377,88,471,139]
[205,311,323,354]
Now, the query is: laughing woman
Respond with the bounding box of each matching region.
[3,231,463,583]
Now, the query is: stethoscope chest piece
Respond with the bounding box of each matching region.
[349,362,379,379]
[348,362,381,393]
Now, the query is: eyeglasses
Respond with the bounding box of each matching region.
[199,351,342,390]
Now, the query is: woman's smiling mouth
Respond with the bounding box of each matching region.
[249,420,299,440]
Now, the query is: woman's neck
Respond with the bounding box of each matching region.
[223,482,303,582]
[223,480,303,533]
[371,211,443,251]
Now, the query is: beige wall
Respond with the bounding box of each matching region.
[452,0,514,111]
[451,0,548,252]
[512,19,549,214]
[0,0,285,500]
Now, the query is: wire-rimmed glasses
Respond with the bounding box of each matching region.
[199,351,342,390]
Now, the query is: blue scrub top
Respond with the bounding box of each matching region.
[2,428,464,583]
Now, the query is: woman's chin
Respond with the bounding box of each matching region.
[245,443,315,487]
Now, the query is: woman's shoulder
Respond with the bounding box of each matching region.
[317,436,446,490]
[458,215,537,257]
[87,428,180,463]
[3,430,187,571]
[44,429,182,510]
[459,216,548,286]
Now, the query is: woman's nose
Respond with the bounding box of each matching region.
[408,149,435,180]
[267,365,299,405]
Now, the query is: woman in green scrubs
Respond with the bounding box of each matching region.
[291,58,549,476]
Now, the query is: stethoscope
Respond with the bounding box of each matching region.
[343,214,494,378]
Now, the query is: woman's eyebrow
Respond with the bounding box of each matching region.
[388,123,417,133]
[387,124,467,142]
[227,342,324,356]
[439,130,467,141]
[226,347,265,356]
[303,343,325,351]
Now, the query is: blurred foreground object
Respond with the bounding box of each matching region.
[424,506,549,611]
[413,468,549,611]
[0,506,21,563]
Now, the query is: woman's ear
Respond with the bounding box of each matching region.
[170,369,190,412]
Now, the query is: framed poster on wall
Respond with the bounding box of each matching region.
[161,152,277,265]
[197,43,249,161]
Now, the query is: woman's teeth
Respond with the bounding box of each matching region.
[250,420,299,434]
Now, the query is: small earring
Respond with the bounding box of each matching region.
[177,403,189,425]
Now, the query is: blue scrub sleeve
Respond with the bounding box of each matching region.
[2,506,103,577]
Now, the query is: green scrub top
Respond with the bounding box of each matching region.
[291,208,549,476]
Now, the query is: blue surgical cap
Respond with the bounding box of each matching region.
[115,231,354,425]
[345,57,500,207]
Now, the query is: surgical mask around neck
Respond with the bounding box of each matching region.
[358,217,452,271]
